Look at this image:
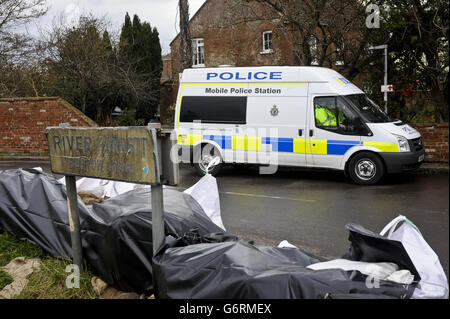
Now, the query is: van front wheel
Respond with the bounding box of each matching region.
[194,144,223,176]
[348,152,384,185]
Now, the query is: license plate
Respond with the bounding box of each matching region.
[418,155,424,162]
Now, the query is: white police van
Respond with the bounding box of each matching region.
[175,66,425,185]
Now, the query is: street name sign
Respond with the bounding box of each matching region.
[46,127,158,184]
[45,126,166,268]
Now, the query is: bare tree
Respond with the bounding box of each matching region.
[179,0,192,70]
[0,0,47,57]
[0,0,47,97]
[219,0,448,121]
[0,0,47,31]
[218,0,381,80]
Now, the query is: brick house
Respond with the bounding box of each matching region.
[169,0,295,75]
[166,0,298,82]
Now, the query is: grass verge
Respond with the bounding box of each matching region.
[16,257,97,299]
[0,268,13,289]
[0,231,44,266]
[0,231,97,299]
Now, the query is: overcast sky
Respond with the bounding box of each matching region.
[24,0,207,54]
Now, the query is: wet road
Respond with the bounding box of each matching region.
[1,160,449,277]
[177,164,449,277]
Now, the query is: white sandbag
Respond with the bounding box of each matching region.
[183,174,226,231]
[57,172,226,230]
[307,259,414,284]
[386,270,415,285]
[380,215,449,299]
[58,177,148,198]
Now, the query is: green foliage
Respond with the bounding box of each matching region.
[164,104,176,124]
[119,12,162,124]
[45,15,115,122]
[365,0,449,122]
[102,30,113,52]
[40,14,162,125]
[117,108,146,126]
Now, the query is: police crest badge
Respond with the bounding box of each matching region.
[270,105,279,117]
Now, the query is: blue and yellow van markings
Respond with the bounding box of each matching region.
[327,140,362,155]
[177,134,399,154]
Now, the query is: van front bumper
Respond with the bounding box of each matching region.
[379,148,425,174]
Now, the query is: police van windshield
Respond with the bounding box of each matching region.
[344,94,393,123]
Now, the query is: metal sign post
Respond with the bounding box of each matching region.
[64,175,83,268]
[151,183,165,254]
[45,126,177,266]
[369,44,389,114]
[148,123,164,255]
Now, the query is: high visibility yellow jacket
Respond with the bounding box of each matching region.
[315,105,337,126]
[315,105,345,127]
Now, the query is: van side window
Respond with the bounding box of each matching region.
[336,98,360,134]
[180,96,247,124]
[314,96,361,135]
[314,97,338,128]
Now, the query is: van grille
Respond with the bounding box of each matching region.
[409,137,424,152]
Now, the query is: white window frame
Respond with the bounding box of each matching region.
[309,36,319,65]
[192,38,205,68]
[261,31,273,54]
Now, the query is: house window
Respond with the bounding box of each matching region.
[309,36,318,65]
[262,31,273,54]
[192,38,205,67]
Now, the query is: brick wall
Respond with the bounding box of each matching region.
[412,123,449,163]
[161,54,173,83]
[0,97,97,158]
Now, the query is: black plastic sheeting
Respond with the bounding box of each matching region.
[344,223,420,281]
[0,168,419,299]
[0,168,224,293]
[152,232,418,299]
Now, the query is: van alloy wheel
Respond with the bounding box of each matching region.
[355,159,376,181]
[348,152,384,185]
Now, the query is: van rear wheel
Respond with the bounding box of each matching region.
[194,144,223,176]
[348,152,384,185]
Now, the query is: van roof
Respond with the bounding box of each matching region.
[181,66,346,83]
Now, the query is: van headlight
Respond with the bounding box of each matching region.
[393,134,410,152]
